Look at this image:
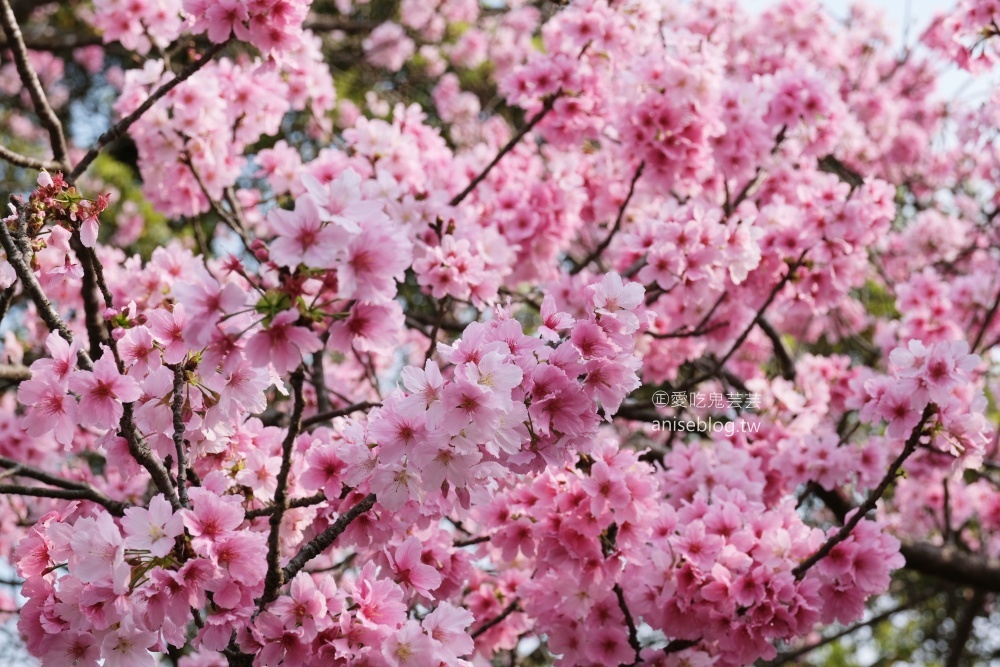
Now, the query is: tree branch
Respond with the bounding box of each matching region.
[945,590,986,667]
[1,197,92,370]
[0,483,130,515]
[120,403,182,510]
[793,404,933,579]
[449,92,562,207]
[171,365,189,508]
[758,316,795,381]
[0,145,62,171]
[260,367,305,608]
[282,492,376,582]
[571,161,645,275]
[70,40,230,181]
[614,583,642,666]
[302,401,380,428]
[245,493,327,520]
[471,598,520,639]
[0,0,69,167]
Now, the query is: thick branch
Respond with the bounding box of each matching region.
[572,161,645,275]
[171,365,189,508]
[282,492,376,582]
[764,594,932,666]
[945,590,986,667]
[70,41,230,181]
[302,401,380,428]
[449,92,562,207]
[793,404,933,578]
[0,0,69,167]
[70,231,110,359]
[0,484,129,515]
[260,368,306,608]
[0,145,62,171]
[683,251,806,390]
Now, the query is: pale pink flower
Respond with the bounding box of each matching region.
[122,494,184,558]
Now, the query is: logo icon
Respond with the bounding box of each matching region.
[652,390,668,408]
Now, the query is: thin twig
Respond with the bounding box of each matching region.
[245,493,327,520]
[471,599,520,639]
[449,92,562,207]
[260,367,306,608]
[282,492,377,582]
[70,41,230,181]
[945,590,986,667]
[0,484,130,515]
[1,197,92,370]
[971,284,1000,352]
[793,404,933,578]
[764,593,934,666]
[302,401,380,428]
[758,316,796,381]
[571,162,645,275]
[0,0,69,168]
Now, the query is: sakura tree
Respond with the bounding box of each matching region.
[1,0,1000,665]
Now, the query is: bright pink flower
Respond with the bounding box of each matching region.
[68,350,142,430]
[245,309,323,374]
[267,194,351,269]
[388,536,442,597]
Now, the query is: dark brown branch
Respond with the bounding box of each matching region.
[471,598,520,639]
[302,401,380,428]
[945,590,986,667]
[171,365,189,508]
[245,493,327,520]
[70,231,110,359]
[764,594,932,666]
[0,484,130,515]
[70,41,230,181]
[571,161,645,275]
[454,535,490,548]
[120,403,182,510]
[793,404,933,578]
[971,284,1000,352]
[900,543,1000,591]
[260,368,306,608]
[758,317,795,381]
[449,92,562,207]
[282,492,377,582]
[683,251,806,390]
[0,0,69,167]
[614,583,642,665]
